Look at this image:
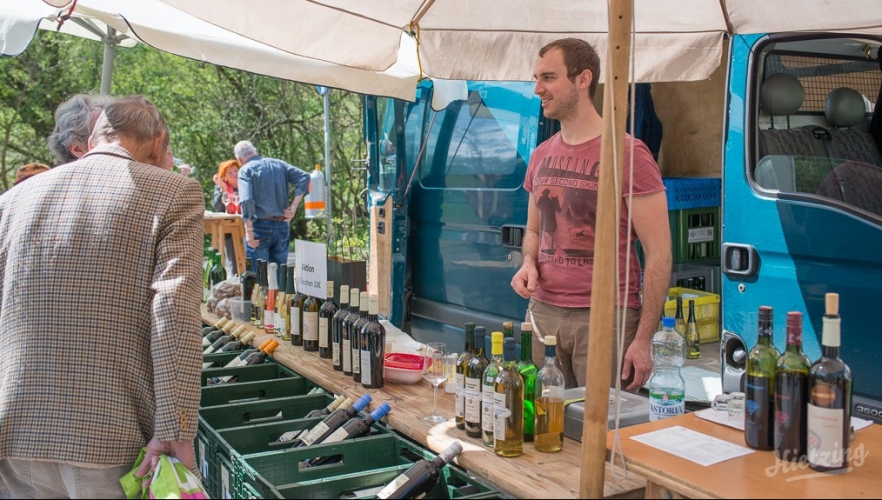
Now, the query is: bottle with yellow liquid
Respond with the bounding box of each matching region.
[493,337,523,457]
[481,332,504,447]
[534,335,565,453]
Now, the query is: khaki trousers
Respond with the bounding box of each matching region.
[527,298,640,390]
[0,459,128,499]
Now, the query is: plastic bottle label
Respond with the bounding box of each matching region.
[319,318,330,348]
[375,473,410,499]
[455,373,465,418]
[342,339,351,371]
[360,349,372,386]
[482,384,495,432]
[304,311,319,341]
[493,392,510,441]
[807,404,846,468]
[300,422,330,446]
[649,391,685,421]
[465,377,482,423]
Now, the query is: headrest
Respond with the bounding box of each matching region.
[825,87,866,128]
[759,73,804,116]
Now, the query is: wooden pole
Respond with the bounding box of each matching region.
[579,0,633,497]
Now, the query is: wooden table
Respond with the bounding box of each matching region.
[202,307,646,499]
[606,413,882,498]
[204,211,246,274]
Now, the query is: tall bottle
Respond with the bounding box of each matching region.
[341,287,360,376]
[745,305,779,450]
[305,403,392,466]
[203,331,254,370]
[276,396,350,443]
[319,281,338,359]
[302,291,322,352]
[464,326,489,438]
[209,340,279,384]
[332,285,350,371]
[203,247,216,301]
[807,293,853,472]
[241,257,257,319]
[360,295,386,389]
[204,324,248,354]
[373,442,463,500]
[648,317,686,421]
[674,296,686,338]
[351,291,369,382]
[534,335,565,453]
[209,252,227,295]
[291,394,372,448]
[516,323,537,442]
[774,311,811,462]
[276,264,288,338]
[282,266,296,342]
[481,332,504,447]
[253,260,268,328]
[290,280,308,346]
[502,321,514,340]
[686,300,701,359]
[455,322,476,430]
[494,337,524,457]
[264,263,278,334]
[202,317,228,338]
[203,319,236,348]
[242,339,279,365]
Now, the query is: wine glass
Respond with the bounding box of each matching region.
[422,342,449,424]
[221,191,231,211]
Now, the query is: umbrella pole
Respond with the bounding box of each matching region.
[100,26,116,94]
[579,0,633,497]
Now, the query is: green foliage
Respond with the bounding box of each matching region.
[0,30,370,248]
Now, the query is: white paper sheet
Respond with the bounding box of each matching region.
[694,408,875,433]
[630,425,755,466]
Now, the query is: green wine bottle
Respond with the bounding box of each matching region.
[464,326,489,438]
[686,300,701,359]
[745,305,779,451]
[515,322,537,442]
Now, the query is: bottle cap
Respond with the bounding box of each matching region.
[825,293,839,316]
[257,338,273,350]
[544,335,557,346]
[239,332,255,345]
[662,317,675,328]
[503,337,516,361]
[337,398,354,411]
[264,340,280,354]
[352,394,373,412]
[521,322,532,332]
[350,288,360,306]
[370,402,392,421]
[360,291,369,309]
[464,322,476,330]
[368,295,379,315]
[474,326,486,340]
[502,321,513,332]
[339,284,350,302]
[758,305,773,321]
[327,281,335,298]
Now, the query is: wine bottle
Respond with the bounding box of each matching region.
[515,322,537,442]
[360,295,386,389]
[253,260,268,328]
[208,339,276,384]
[209,252,227,295]
[464,326,489,438]
[745,305,780,451]
[352,291,369,382]
[302,292,322,352]
[241,257,257,323]
[502,321,514,340]
[203,247,216,302]
[276,396,350,443]
[774,311,811,462]
[455,322,476,430]
[276,264,288,338]
[264,263,279,334]
[204,324,247,354]
[305,402,392,467]
[494,337,524,457]
[686,300,701,359]
[202,316,228,337]
[374,441,463,499]
[481,332,504,447]
[203,331,255,370]
[341,287,360,376]
[332,285,350,371]
[674,296,686,338]
[319,281,337,359]
[290,280,308,346]
[203,319,236,348]
[242,339,279,365]
[807,292,853,472]
[534,335,565,453]
[292,394,372,448]
[282,266,296,342]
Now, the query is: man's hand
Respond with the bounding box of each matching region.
[283,207,295,221]
[245,230,260,249]
[135,437,196,485]
[510,263,538,299]
[621,337,652,391]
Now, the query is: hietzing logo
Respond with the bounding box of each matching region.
[855,404,882,419]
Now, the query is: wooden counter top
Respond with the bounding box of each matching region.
[202,307,645,499]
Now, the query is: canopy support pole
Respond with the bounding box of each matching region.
[100,26,116,94]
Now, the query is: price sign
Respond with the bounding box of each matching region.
[294,239,327,298]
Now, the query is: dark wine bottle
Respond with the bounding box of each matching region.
[319,280,338,359]
[204,324,247,354]
[305,402,392,467]
[292,394,372,448]
[341,288,361,376]
[774,311,811,461]
[352,291,369,382]
[745,305,779,451]
[455,322,476,430]
[221,331,256,353]
[302,292,322,352]
[807,293,853,472]
[290,280,308,346]
[241,256,257,322]
[373,441,463,499]
[208,339,278,384]
[276,396,350,443]
[209,252,226,296]
[203,320,236,348]
[360,295,386,389]
[202,316,229,337]
[464,326,489,438]
[332,285,351,371]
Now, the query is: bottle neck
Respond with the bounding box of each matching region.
[520,332,533,362]
[474,339,484,358]
[464,330,475,351]
[544,345,556,365]
[821,344,840,358]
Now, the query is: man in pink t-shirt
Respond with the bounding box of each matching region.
[511,38,672,390]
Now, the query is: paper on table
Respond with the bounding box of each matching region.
[630,425,754,466]
[694,408,875,433]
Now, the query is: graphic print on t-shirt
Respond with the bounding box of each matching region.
[534,154,599,268]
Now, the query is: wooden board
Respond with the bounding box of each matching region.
[202,307,646,499]
[369,197,393,318]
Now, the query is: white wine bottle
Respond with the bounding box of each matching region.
[493,337,524,457]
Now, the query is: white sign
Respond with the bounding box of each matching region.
[294,239,327,298]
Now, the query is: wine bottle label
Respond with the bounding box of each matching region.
[481,384,495,432]
[807,404,846,468]
[376,473,410,500]
[304,311,319,341]
[342,339,351,371]
[202,336,211,347]
[198,439,208,478]
[300,421,330,446]
[455,373,465,418]
[221,464,231,499]
[465,377,482,423]
[202,361,213,370]
[493,392,510,441]
[322,426,351,444]
[649,391,685,422]
[265,310,274,329]
[360,349,372,386]
[279,311,288,338]
[277,429,303,442]
[291,309,301,335]
[333,342,340,366]
[352,342,361,374]
[319,318,330,348]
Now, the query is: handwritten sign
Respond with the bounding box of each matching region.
[294,239,327,298]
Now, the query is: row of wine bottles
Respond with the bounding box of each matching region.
[744,293,853,472]
[239,259,387,390]
[667,296,701,360]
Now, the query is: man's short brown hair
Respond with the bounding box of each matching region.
[539,38,602,101]
[14,163,50,186]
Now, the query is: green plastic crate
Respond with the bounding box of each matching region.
[201,376,308,407]
[669,207,720,264]
[202,351,245,369]
[201,360,299,386]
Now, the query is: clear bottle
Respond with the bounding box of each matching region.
[264,263,278,334]
[515,322,537,442]
[360,295,386,389]
[745,305,779,450]
[774,311,811,462]
[686,299,701,359]
[494,337,524,457]
[674,296,686,338]
[319,281,338,359]
[481,332,504,447]
[648,317,686,421]
[276,264,288,338]
[464,326,489,438]
[341,287,360,375]
[455,322,476,430]
[332,285,350,371]
[534,335,565,453]
[282,266,296,342]
[807,293,852,472]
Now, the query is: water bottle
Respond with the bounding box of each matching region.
[648,317,686,421]
[305,164,326,218]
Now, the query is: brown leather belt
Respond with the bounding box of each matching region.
[259,216,286,222]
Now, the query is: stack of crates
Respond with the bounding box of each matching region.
[663,177,721,265]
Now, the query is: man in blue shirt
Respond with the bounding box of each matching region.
[235,140,310,276]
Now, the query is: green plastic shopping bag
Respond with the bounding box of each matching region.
[120,447,208,499]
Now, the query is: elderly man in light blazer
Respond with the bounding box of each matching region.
[0,95,204,499]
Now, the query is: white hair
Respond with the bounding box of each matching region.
[234,140,258,162]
